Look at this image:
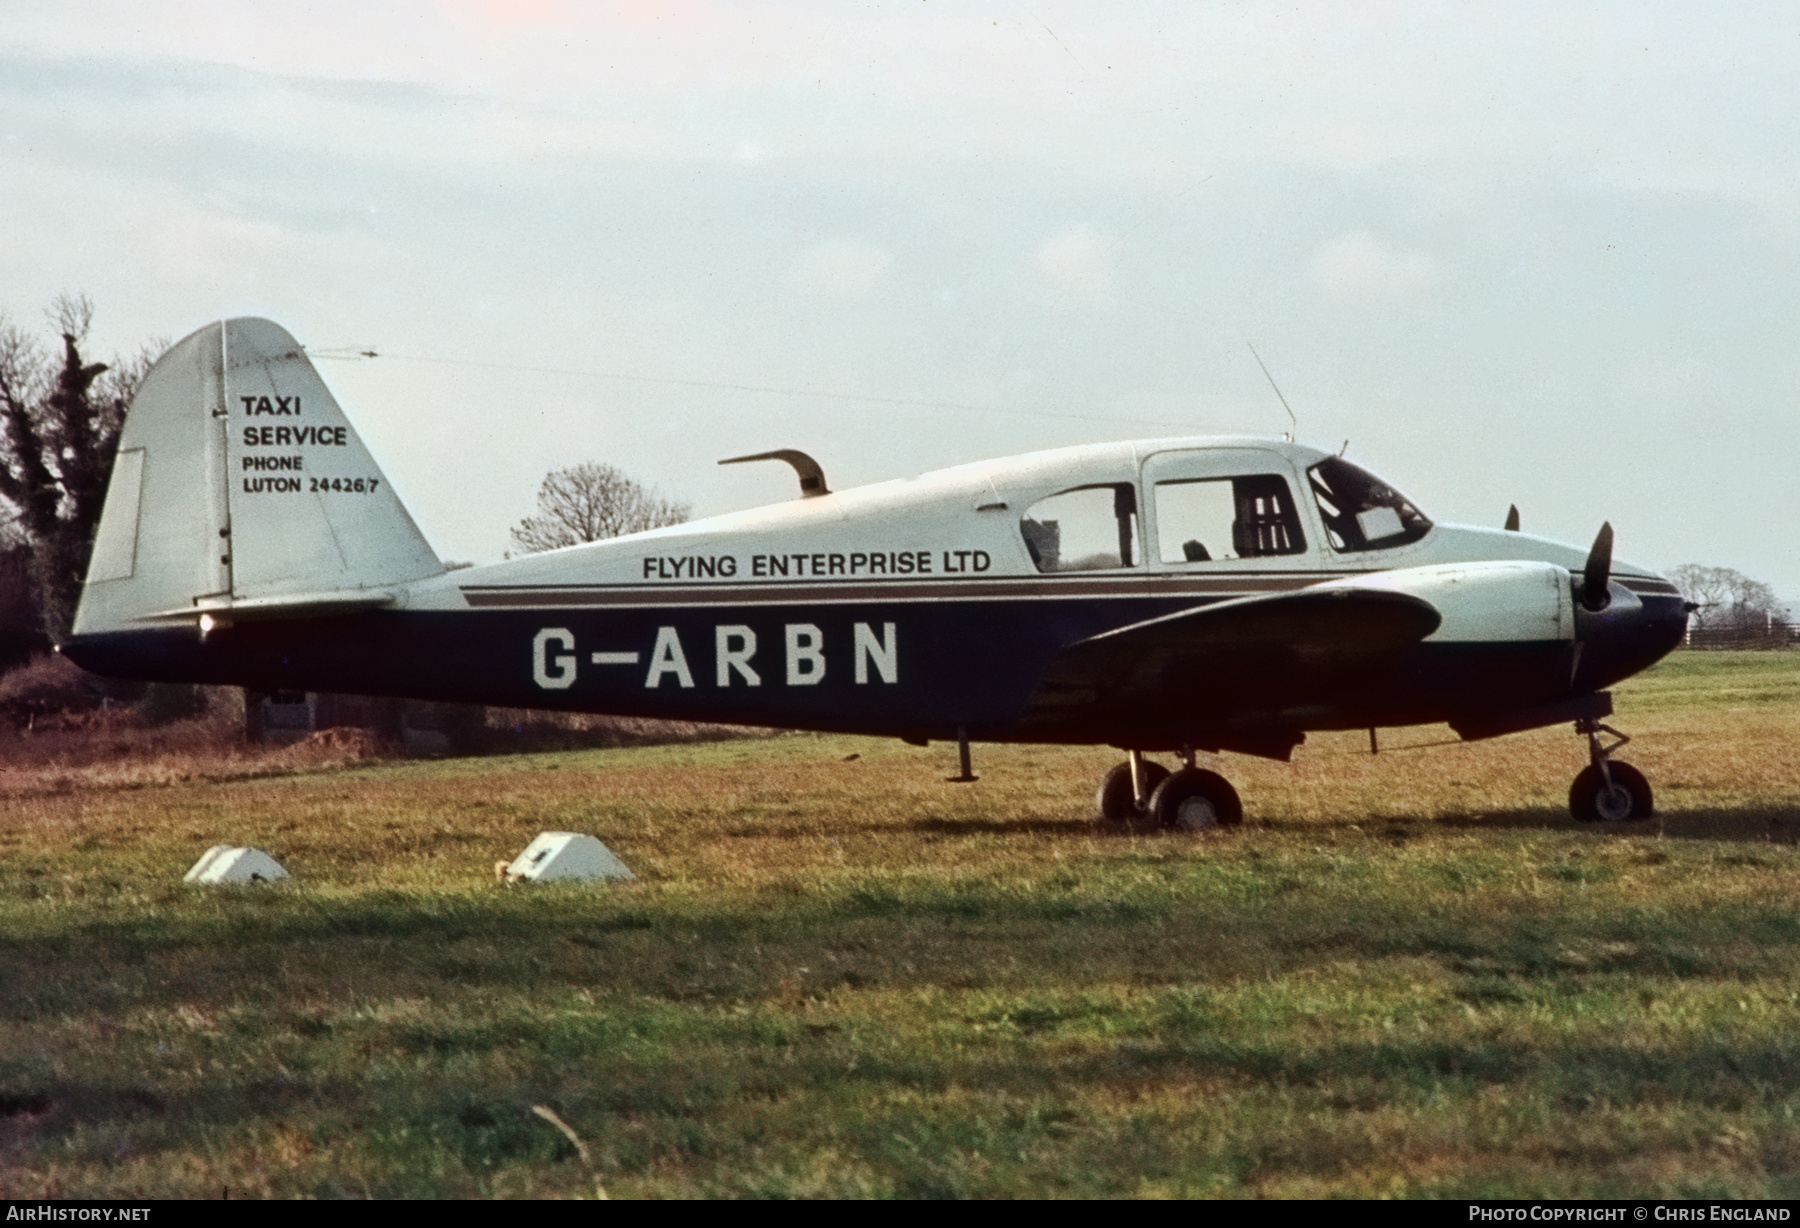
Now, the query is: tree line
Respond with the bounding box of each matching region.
[1668,563,1791,645]
[0,295,161,663]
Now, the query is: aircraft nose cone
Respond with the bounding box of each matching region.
[1572,578,1689,692]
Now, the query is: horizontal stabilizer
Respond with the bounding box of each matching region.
[137,590,398,624]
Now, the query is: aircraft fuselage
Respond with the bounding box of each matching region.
[65,435,1687,754]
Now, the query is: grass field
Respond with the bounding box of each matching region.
[1,651,1798,1199]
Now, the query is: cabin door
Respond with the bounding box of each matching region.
[1139,448,1323,579]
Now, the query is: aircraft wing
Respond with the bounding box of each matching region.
[1017,586,1442,754]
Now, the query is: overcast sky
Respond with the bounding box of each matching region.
[3,2,1796,598]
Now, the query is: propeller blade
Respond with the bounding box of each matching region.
[1504,504,1520,532]
[1581,521,1613,611]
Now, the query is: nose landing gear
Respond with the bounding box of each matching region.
[1095,748,1243,831]
[1569,717,1654,823]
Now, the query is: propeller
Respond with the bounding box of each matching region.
[1504,504,1520,532]
[1581,521,1613,611]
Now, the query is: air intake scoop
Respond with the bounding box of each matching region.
[718,449,830,499]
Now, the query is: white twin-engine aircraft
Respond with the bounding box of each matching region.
[64,319,1690,831]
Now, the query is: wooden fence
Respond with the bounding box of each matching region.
[1680,624,1797,650]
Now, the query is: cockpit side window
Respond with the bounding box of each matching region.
[1306,456,1432,552]
[1153,474,1306,563]
[1020,483,1140,573]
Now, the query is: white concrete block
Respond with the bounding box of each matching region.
[183,845,235,882]
[184,845,290,885]
[505,832,634,883]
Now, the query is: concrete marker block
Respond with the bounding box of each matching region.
[505,832,634,884]
[184,846,291,885]
[183,845,235,883]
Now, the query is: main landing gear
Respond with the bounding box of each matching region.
[1096,749,1243,832]
[1568,717,1654,824]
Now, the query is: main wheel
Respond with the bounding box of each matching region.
[1569,761,1653,823]
[1095,761,1170,824]
[1147,767,1243,832]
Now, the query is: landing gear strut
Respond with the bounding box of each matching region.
[1095,750,1169,825]
[1568,718,1653,823]
[1095,747,1243,832]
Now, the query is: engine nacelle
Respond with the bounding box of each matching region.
[1319,560,1574,644]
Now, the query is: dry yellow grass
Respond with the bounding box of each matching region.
[0,651,1795,1197]
[0,716,384,799]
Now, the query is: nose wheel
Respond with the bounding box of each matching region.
[1096,750,1242,831]
[1569,718,1654,823]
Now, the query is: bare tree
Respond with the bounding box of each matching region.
[0,294,163,640]
[0,498,23,548]
[1669,564,1784,632]
[509,461,690,555]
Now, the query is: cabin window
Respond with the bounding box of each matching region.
[1153,474,1306,563]
[1306,456,1432,552]
[1019,483,1140,572]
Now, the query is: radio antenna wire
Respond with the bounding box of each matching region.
[1247,342,1298,442]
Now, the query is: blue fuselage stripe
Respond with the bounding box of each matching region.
[59,591,1690,744]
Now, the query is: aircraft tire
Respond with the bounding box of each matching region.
[1569,762,1653,824]
[1148,768,1243,832]
[1095,761,1169,824]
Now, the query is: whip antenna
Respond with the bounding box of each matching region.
[1247,342,1297,442]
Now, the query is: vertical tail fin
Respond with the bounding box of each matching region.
[74,317,441,635]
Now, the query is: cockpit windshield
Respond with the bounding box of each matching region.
[1306,456,1431,552]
